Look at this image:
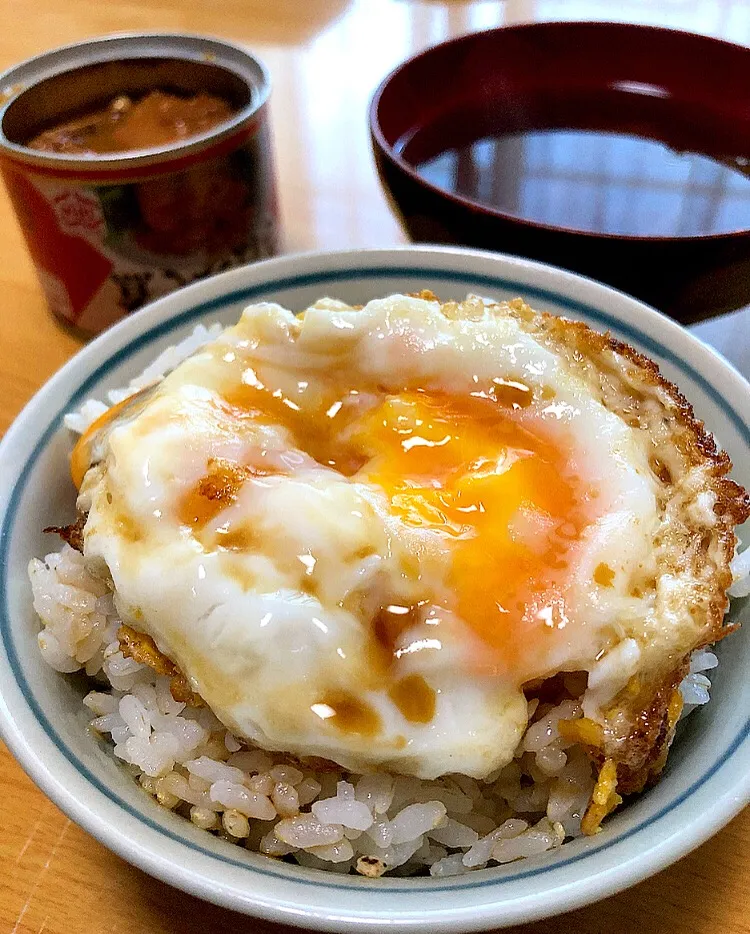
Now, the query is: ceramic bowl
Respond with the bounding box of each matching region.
[0,246,748,932]
[370,22,750,324]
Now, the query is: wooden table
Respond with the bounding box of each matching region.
[1,2,748,932]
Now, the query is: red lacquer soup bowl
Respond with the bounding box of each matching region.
[370,22,750,323]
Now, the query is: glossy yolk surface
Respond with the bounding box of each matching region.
[351,392,584,675]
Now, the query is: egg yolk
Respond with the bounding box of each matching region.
[352,393,585,676]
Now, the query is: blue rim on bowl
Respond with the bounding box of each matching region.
[0,247,747,932]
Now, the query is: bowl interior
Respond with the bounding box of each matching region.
[372,22,750,240]
[1,248,748,932]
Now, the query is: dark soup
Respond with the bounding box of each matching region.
[403,100,750,239]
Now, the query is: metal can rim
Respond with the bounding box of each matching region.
[0,32,271,172]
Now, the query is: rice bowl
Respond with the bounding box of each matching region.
[1,247,749,931]
[28,287,749,878]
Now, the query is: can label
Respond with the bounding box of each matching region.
[2,119,278,333]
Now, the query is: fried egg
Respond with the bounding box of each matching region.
[74,294,748,782]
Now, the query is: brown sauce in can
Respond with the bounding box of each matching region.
[27,90,235,155]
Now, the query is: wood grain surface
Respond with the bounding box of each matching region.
[0,1,748,932]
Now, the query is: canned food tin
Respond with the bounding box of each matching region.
[0,33,279,333]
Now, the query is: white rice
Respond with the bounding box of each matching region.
[31,324,747,877]
[679,648,719,710]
